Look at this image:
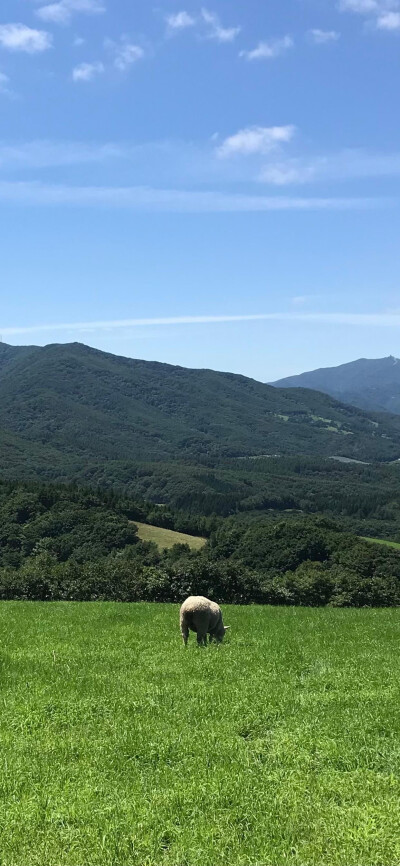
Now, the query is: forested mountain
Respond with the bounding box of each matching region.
[3,343,400,607]
[2,342,400,491]
[272,356,400,414]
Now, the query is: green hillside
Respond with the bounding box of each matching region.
[2,342,400,487]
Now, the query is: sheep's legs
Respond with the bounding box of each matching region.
[181,626,189,646]
[196,632,207,647]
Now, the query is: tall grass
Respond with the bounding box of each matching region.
[0,603,399,865]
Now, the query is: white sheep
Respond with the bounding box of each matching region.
[180,596,230,646]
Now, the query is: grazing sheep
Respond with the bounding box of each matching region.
[180,596,230,646]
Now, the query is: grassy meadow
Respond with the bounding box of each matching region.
[0,603,400,866]
[360,536,400,551]
[134,522,206,551]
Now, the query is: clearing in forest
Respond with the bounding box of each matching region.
[360,535,400,550]
[134,521,207,550]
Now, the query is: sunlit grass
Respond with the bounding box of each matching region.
[0,603,399,865]
[134,522,206,550]
[360,536,400,550]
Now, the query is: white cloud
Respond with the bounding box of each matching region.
[339,0,379,11]
[72,61,104,82]
[376,11,400,27]
[0,180,380,211]
[240,36,293,61]
[111,42,145,72]
[0,23,52,53]
[338,0,400,29]
[3,311,400,338]
[36,0,105,25]
[201,8,241,42]
[217,126,295,159]
[2,140,400,189]
[37,4,70,23]
[309,29,340,43]
[165,11,196,32]
[259,149,400,185]
[261,161,319,185]
[164,8,240,44]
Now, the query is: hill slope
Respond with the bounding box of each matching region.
[2,342,400,495]
[272,356,400,414]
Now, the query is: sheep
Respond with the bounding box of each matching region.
[180,596,230,646]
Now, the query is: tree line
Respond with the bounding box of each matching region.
[1,479,400,606]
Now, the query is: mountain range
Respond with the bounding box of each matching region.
[272,356,400,414]
[1,341,400,487]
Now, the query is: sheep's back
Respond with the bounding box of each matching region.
[180,596,219,616]
[180,596,221,631]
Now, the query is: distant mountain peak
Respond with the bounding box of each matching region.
[272,356,400,415]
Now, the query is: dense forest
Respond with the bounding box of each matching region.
[98,455,400,535]
[1,478,400,607]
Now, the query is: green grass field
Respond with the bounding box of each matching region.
[134,522,206,550]
[1,603,400,866]
[360,536,400,551]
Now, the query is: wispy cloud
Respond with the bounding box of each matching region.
[0,23,52,53]
[308,29,340,43]
[0,73,12,96]
[339,0,399,11]
[201,8,241,42]
[165,11,196,32]
[165,8,240,42]
[339,0,400,30]
[376,11,400,27]
[217,126,295,159]
[114,44,145,71]
[240,36,293,61]
[2,140,400,188]
[291,296,309,306]
[261,162,314,186]
[105,39,145,71]
[72,61,104,82]
[339,0,381,11]
[0,180,380,211]
[0,140,125,169]
[36,0,105,25]
[36,4,70,24]
[260,149,400,185]
[3,311,400,338]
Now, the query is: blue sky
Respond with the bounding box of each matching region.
[0,0,399,379]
